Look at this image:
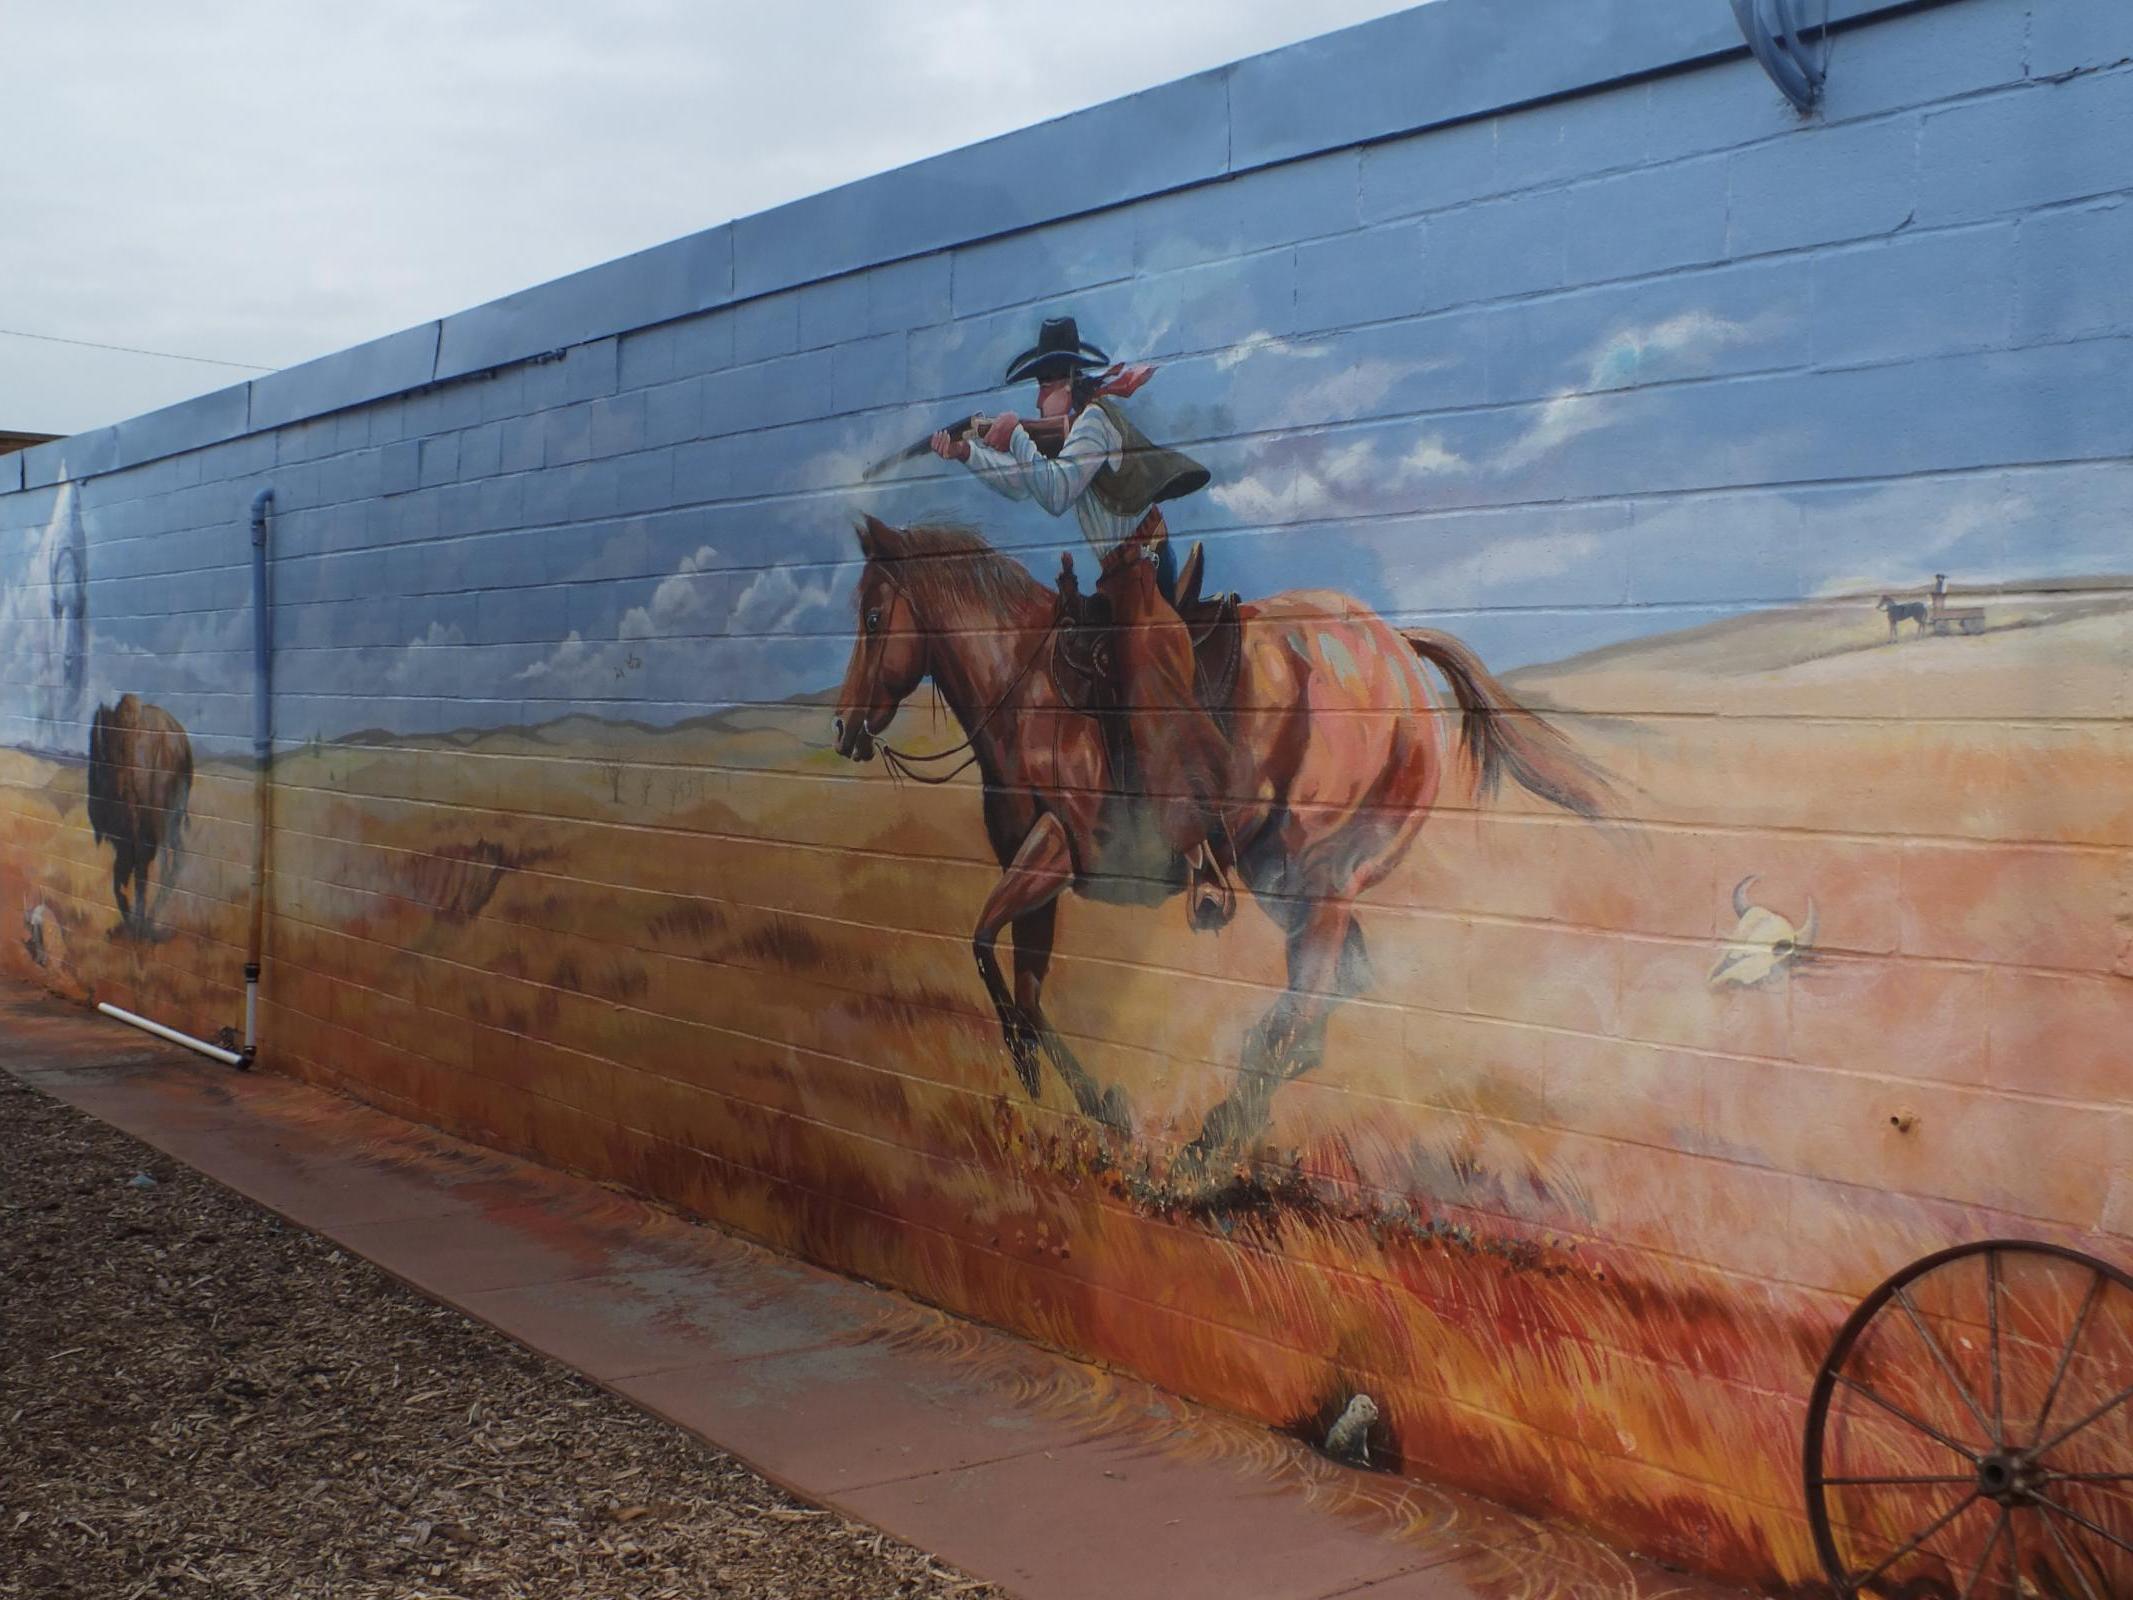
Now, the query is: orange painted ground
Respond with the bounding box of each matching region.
[3,585,2127,1589]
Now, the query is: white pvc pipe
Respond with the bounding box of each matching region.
[98,1002,245,1067]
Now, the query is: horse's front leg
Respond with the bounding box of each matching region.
[972,811,1075,1099]
[1192,898,1356,1156]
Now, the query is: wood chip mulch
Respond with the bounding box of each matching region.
[0,1070,1006,1599]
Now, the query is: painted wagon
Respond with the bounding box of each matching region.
[1929,573,1987,637]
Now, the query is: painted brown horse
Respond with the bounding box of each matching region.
[86,694,193,938]
[832,518,1610,1151]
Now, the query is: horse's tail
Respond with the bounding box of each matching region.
[1402,629,1613,820]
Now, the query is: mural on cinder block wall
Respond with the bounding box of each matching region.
[4,251,2132,1598]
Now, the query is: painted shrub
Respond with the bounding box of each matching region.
[4,1,2131,1589]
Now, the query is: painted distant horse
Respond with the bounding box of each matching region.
[832,518,1610,1152]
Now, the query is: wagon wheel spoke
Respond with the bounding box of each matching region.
[2033,1270,2105,1444]
[1957,1508,2007,1600]
[1895,1284,1998,1446]
[1835,1373,1983,1462]
[1986,1249,2005,1446]
[2035,1492,2133,1563]
[1848,1491,1979,1592]
[2043,1473,2133,1485]
[2035,1495,2109,1600]
[2035,1378,2133,1461]
[1815,1474,1977,1487]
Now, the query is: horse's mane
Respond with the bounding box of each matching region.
[875,522,1051,621]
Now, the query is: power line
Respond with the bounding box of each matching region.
[0,326,273,372]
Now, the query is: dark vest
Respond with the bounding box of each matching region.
[1086,398,1210,519]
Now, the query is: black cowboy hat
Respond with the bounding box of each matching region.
[1004,316,1109,384]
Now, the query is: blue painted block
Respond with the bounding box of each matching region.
[798,274,870,349]
[1728,117,1917,257]
[705,350,833,435]
[1496,79,1648,192]
[1296,221,1429,331]
[250,323,438,432]
[479,365,529,421]
[564,461,621,523]
[563,337,620,403]
[1562,156,1728,284]
[1429,192,1567,308]
[2016,201,2133,344]
[433,224,733,381]
[109,383,251,473]
[378,440,421,496]
[2027,0,2133,80]
[953,208,1136,318]
[644,378,703,449]
[833,333,907,415]
[476,474,526,535]
[1358,116,1499,225]
[458,421,503,482]
[1818,0,2027,119]
[1812,223,2015,367]
[618,324,680,390]
[1136,149,1360,275]
[22,426,117,488]
[616,450,675,515]
[1920,69,2133,225]
[671,438,732,504]
[867,255,952,334]
[1159,248,1300,356]
[419,434,459,489]
[733,293,800,365]
[499,415,544,476]
[1228,0,1737,172]
[732,67,1228,299]
[545,402,594,467]
[591,392,648,457]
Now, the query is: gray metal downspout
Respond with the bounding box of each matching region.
[243,485,274,1069]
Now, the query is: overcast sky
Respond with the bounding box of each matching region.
[2,1,1420,438]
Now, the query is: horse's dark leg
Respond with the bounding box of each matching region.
[1012,900,1130,1134]
[972,813,1075,1101]
[1193,897,1357,1154]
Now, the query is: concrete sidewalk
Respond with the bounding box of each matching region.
[2,986,1740,1600]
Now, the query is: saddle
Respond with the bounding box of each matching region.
[1049,541,1243,781]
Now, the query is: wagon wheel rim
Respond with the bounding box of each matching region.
[1804,1240,2133,1599]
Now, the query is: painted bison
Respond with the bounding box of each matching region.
[86,695,192,937]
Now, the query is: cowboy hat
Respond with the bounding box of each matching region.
[1004,316,1109,384]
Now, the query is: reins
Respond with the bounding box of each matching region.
[874,585,1062,787]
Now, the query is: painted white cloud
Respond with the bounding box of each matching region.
[1495,312,1753,473]
[619,543,719,640]
[385,621,467,691]
[731,565,837,635]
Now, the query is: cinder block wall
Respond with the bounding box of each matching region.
[5,0,2129,1585]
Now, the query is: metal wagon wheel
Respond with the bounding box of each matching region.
[1805,1240,2133,1599]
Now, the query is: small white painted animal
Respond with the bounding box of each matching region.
[22,899,49,967]
[1324,1393,1380,1465]
[1709,875,1817,989]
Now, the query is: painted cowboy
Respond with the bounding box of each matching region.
[930,316,1236,932]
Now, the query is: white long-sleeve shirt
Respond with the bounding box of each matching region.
[964,405,1143,558]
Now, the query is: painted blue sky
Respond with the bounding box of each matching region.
[4,260,2129,754]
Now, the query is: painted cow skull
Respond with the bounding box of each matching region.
[1708,875,1817,989]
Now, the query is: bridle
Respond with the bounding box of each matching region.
[862,564,1061,786]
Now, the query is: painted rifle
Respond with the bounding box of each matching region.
[861,413,1071,481]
